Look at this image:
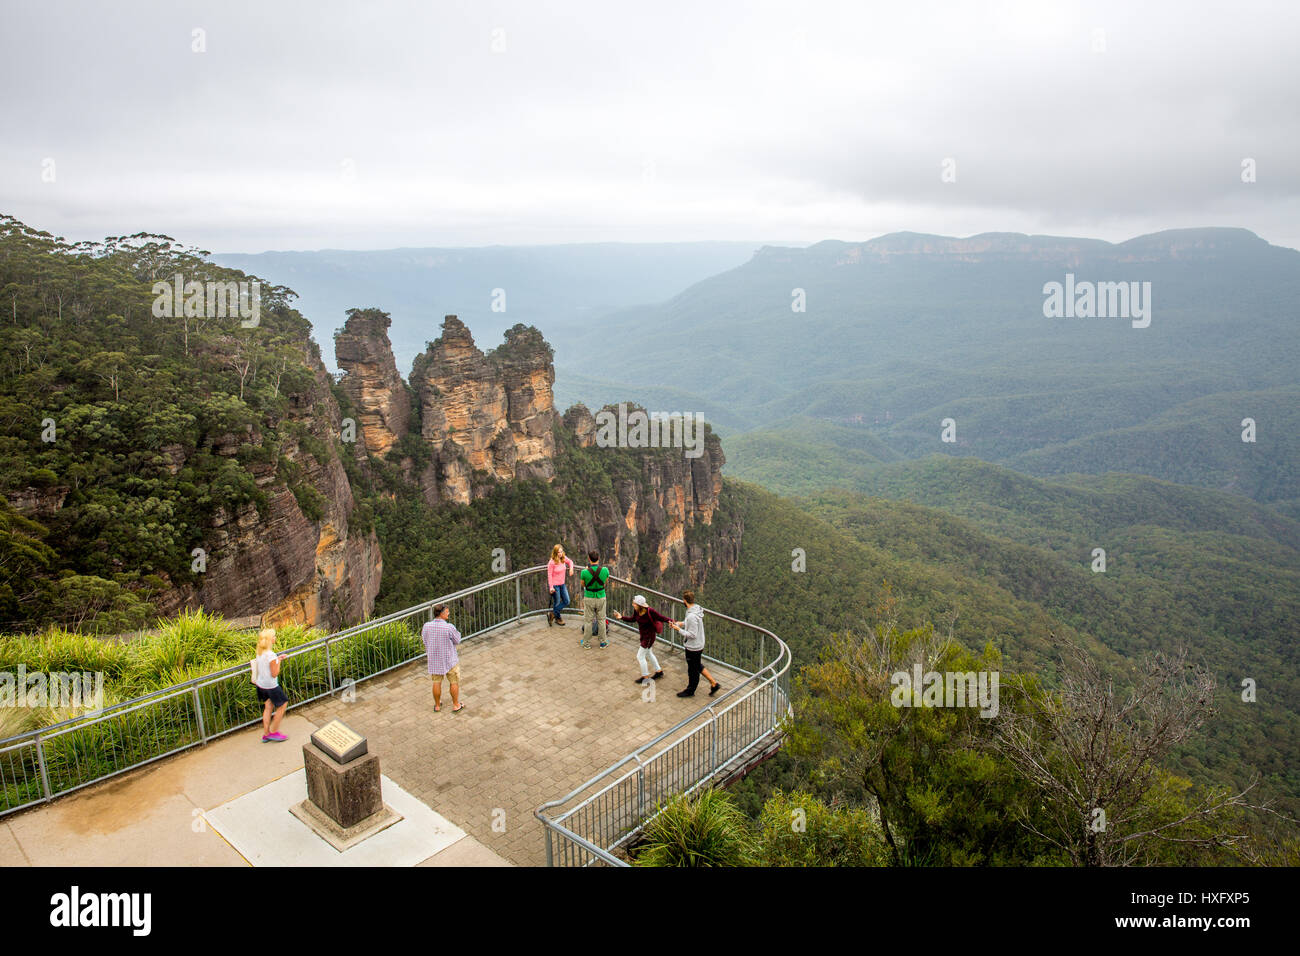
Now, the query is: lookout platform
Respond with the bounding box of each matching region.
[0,616,750,867]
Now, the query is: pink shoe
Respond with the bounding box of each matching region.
[266,732,288,742]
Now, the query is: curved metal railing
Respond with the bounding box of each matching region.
[0,565,791,863]
[535,578,792,867]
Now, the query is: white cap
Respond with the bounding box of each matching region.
[632,595,648,607]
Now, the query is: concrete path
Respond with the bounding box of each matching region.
[0,617,744,867]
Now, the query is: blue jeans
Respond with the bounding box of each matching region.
[550,584,570,618]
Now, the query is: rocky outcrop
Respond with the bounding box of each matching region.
[4,484,69,518]
[556,402,736,590]
[411,316,556,505]
[492,324,557,483]
[564,403,597,447]
[336,317,738,598]
[334,308,412,458]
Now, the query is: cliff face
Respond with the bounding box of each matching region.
[154,346,382,632]
[411,316,556,505]
[338,317,739,597]
[556,403,738,590]
[334,308,412,458]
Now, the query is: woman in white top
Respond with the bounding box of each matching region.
[251,628,290,742]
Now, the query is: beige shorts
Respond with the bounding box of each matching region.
[431,665,461,684]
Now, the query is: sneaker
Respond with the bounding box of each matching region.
[634,676,649,684]
[547,611,554,627]
[676,690,694,698]
[261,734,272,742]
[266,732,288,742]
[709,682,721,696]
[580,640,590,648]
[556,616,566,626]
[652,671,664,680]
[599,640,608,648]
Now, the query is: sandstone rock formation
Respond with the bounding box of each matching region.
[334,308,412,457]
[342,320,738,598]
[411,316,556,505]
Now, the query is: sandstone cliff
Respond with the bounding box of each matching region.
[154,343,382,632]
[560,403,738,591]
[804,227,1275,267]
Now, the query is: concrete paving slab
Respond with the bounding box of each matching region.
[417,834,512,867]
[0,820,32,865]
[6,790,245,866]
[204,769,465,866]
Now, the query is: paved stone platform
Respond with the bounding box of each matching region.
[0,616,748,867]
[298,616,749,866]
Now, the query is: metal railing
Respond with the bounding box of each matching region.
[0,567,541,818]
[1,566,791,868]
[535,578,791,867]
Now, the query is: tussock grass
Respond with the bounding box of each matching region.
[633,788,757,867]
[0,611,422,811]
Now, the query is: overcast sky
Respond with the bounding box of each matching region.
[2,0,1297,253]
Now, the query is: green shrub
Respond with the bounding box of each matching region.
[634,788,756,867]
[757,791,889,866]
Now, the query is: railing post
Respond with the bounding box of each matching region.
[325,638,335,692]
[193,686,207,744]
[35,734,52,801]
[545,825,554,867]
[708,706,718,774]
[515,576,522,622]
[636,755,645,822]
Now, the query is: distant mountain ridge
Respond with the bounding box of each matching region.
[558,225,1300,510]
[774,226,1282,265]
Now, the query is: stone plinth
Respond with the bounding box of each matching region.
[292,742,401,852]
[302,742,383,827]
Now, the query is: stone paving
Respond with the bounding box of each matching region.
[299,616,750,866]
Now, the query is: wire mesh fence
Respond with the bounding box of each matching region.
[0,570,527,817]
[536,589,791,867]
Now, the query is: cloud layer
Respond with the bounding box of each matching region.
[2,0,1296,251]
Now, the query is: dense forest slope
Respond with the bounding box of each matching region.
[0,217,380,633]
[567,228,1299,508]
[700,479,1299,817]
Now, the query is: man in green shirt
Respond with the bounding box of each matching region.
[579,549,610,649]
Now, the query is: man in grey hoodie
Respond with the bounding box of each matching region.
[673,590,720,698]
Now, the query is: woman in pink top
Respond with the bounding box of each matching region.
[547,544,575,626]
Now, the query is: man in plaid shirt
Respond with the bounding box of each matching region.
[421,603,464,713]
